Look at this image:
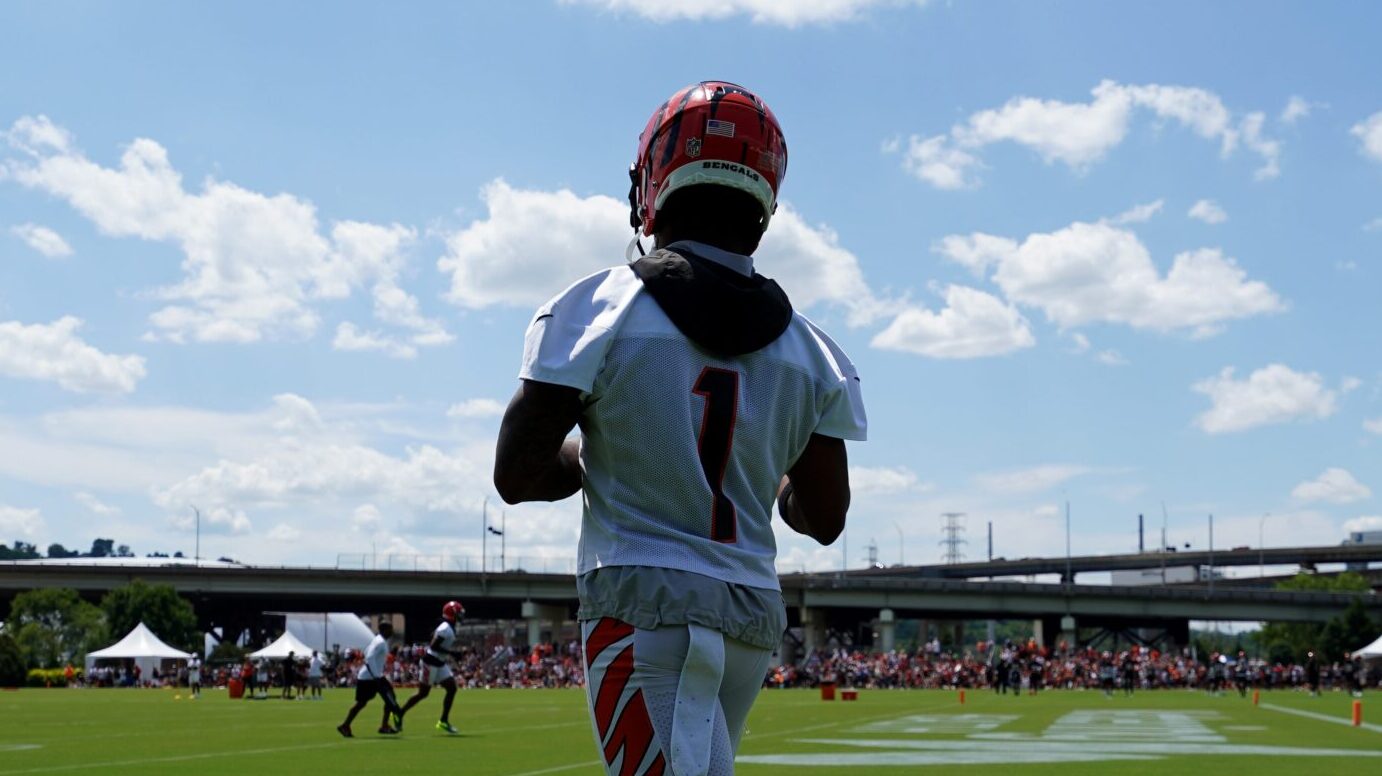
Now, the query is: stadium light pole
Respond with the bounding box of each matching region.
[191,505,200,565]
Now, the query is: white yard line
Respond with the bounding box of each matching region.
[1259,702,1382,734]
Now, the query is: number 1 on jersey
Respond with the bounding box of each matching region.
[693,367,739,543]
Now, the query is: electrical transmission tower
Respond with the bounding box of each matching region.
[940,512,967,564]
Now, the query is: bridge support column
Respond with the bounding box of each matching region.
[521,601,567,647]
[1058,614,1077,652]
[878,609,896,653]
[801,607,826,658]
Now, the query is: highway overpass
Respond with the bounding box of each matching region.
[853,543,1382,581]
[3,559,1377,649]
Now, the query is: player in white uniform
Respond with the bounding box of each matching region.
[495,81,864,776]
[396,600,465,734]
[337,621,401,737]
[307,650,325,700]
[187,655,201,699]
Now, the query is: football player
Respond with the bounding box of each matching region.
[337,621,402,737]
[395,600,465,734]
[495,80,864,776]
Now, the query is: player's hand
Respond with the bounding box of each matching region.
[776,476,808,534]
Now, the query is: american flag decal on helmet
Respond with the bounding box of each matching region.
[706,119,735,138]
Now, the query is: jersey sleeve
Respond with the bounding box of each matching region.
[518,267,644,393]
[804,319,868,442]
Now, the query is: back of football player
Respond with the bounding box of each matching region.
[495,81,864,776]
[396,600,464,734]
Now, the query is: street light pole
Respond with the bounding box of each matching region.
[892,521,904,566]
[1259,512,1270,578]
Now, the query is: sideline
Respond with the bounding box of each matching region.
[1259,702,1382,734]
[0,742,374,774]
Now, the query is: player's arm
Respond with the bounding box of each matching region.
[777,433,850,545]
[494,379,584,504]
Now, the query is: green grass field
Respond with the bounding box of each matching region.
[1,687,1378,774]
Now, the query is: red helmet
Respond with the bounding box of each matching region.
[442,600,465,623]
[629,81,788,237]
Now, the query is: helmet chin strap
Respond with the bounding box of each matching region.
[624,232,646,263]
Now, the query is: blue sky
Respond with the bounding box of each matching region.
[0,0,1378,573]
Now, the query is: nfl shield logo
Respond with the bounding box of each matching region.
[685,137,702,158]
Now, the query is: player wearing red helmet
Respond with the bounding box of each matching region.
[496,80,864,776]
[395,600,465,734]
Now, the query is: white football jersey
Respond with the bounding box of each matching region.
[520,245,866,591]
[357,634,389,681]
[426,621,457,660]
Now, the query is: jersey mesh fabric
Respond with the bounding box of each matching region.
[427,621,456,661]
[575,286,860,591]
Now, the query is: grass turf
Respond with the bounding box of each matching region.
[0,686,1377,774]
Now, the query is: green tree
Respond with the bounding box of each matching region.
[88,538,115,558]
[0,632,25,686]
[0,541,40,560]
[8,588,108,668]
[1259,572,1375,662]
[46,543,80,558]
[100,579,198,653]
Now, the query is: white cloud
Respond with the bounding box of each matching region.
[849,465,928,495]
[1280,96,1312,125]
[903,81,1282,188]
[1364,417,1382,435]
[1351,111,1382,163]
[74,491,121,516]
[1364,217,1382,232]
[332,322,417,359]
[10,223,72,257]
[1188,199,1228,224]
[560,0,928,27]
[437,179,888,323]
[2,116,446,347]
[0,504,44,538]
[1068,332,1090,354]
[870,285,1034,358]
[938,221,1283,333]
[933,233,1017,277]
[447,398,506,419]
[900,134,981,190]
[1344,516,1382,534]
[1111,199,1163,225]
[153,428,493,526]
[1095,349,1128,366]
[267,523,302,542]
[352,504,382,530]
[438,180,630,310]
[975,464,1090,494]
[1192,364,1337,434]
[1291,468,1372,505]
[0,316,146,393]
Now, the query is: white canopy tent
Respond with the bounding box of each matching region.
[1355,632,1382,659]
[85,622,193,681]
[283,612,375,654]
[248,630,315,661]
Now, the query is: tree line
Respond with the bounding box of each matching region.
[0,538,169,561]
[0,580,198,685]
